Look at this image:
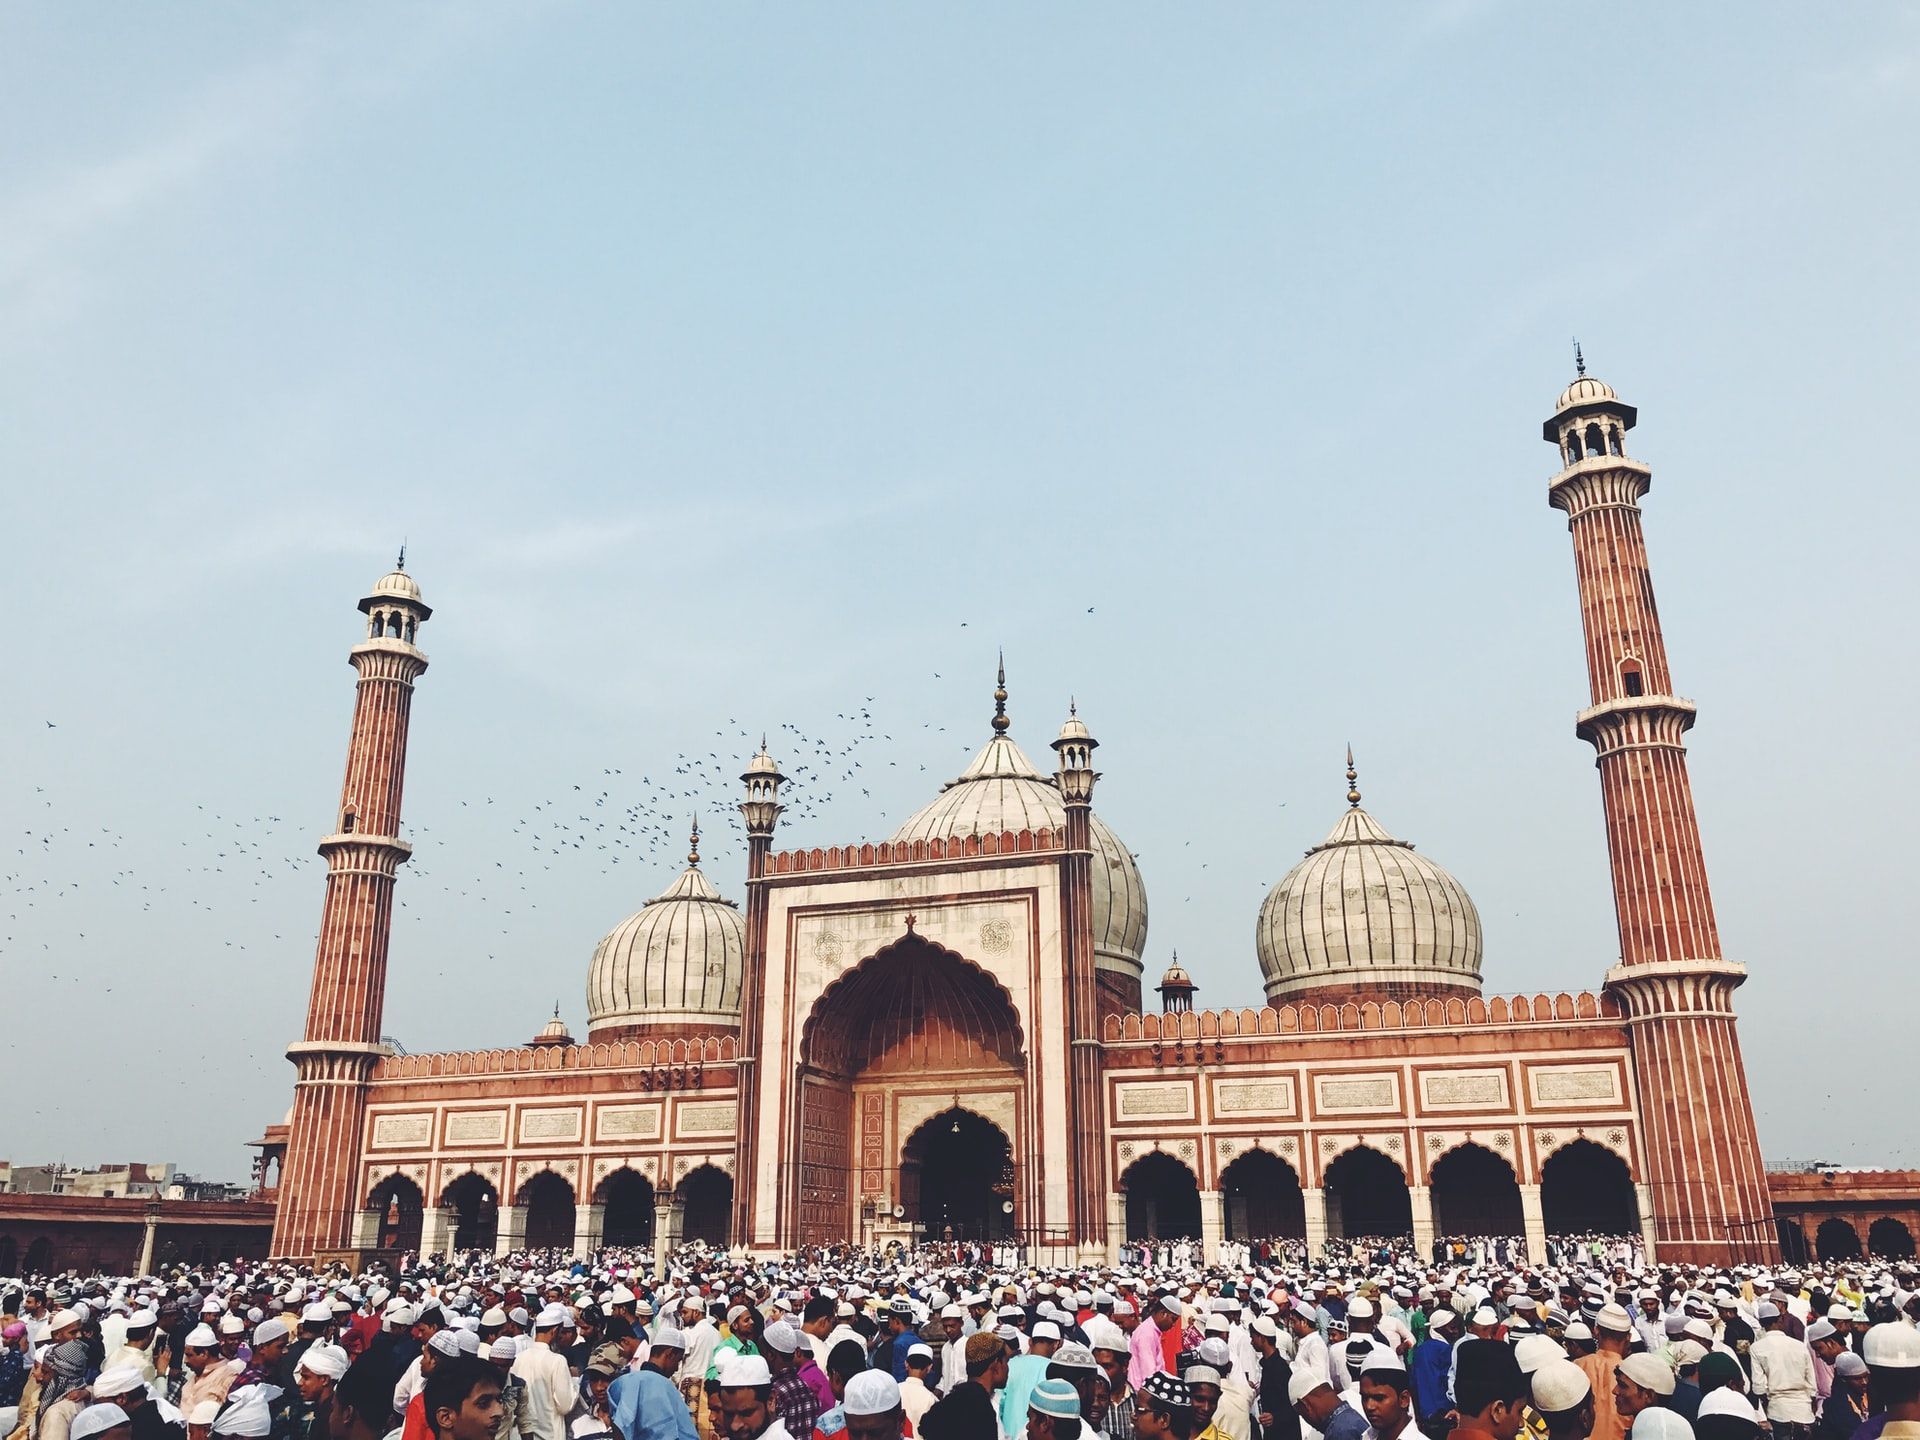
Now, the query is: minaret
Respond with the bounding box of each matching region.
[272,558,431,1260]
[1051,695,1108,1261]
[732,738,785,1250]
[1156,953,1198,1014]
[1544,365,1775,1263]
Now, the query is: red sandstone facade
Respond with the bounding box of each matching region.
[262,373,1840,1268]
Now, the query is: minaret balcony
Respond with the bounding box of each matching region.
[1575,694,1697,755]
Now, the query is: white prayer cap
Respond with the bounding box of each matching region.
[508,1307,531,1327]
[1287,1369,1331,1405]
[489,1338,518,1361]
[184,1325,218,1349]
[1618,1353,1676,1397]
[1360,1345,1406,1374]
[480,1306,508,1327]
[843,1371,902,1416]
[1198,1338,1232,1368]
[127,1310,158,1329]
[188,1402,222,1426]
[715,1354,773,1389]
[1531,1358,1591,1414]
[534,1305,570,1330]
[1755,1301,1780,1321]
[1031,1320,1062,1341]
[1428,1309,1457,1329]
[48,1310,81,1331]
[651,1322,687,1351]
[1806,1319,1837,1343]
[253,1319,290,1347]
[940,1303,965,1320]
[762,1320,800,1355]
[1514,1336,1564,1374]
[1248,1316,1280,1340]
[1594,1304,1634,1334]
[300,1303,332,1325]
[1698,1389,1761,1422]
[1672,1341,1707,1368]
[1470,1306,1499,1327]
[212,1386,282,1438]
[92,1367,148,1399]
[1562,1321,1593,1342]
[1631,1412,1693,1440]
[71,1405,131,1440]
[907,1343,933,1361]
[1866,1322,1920,1368]
[297,1344,349,1381]
[428,1331,462,1358]
[1347,1297,1375,1320]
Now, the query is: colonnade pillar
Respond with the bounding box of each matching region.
[495,1205,528,1257]
[574,1203,605,1259]
[1303,1187,1328,1255]
[1635,1183,1659,1264]
[1519,1184,1546,1265]
[420,1206,453,1259]
[1201,1189,1225,1265]
[1410,1185,1435,1260]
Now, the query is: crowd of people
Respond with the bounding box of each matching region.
[0,1230,1916,1440]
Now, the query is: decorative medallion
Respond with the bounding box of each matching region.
[1428,1136,1444,1150]
[979,918,1013,954]
[1607,1128,1626,1145]
[1538,1131,1557,1148]
[1177,1140,1195,1160]
[1386,1135,1402,1151]
[1322,1138,1338,1153]
[1493,1132,1511,1150]
[815,931,845,964]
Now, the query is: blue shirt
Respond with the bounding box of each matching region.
[609,1367,697,1440]
[891,1331,920,1382]
[1409,1338,1452,1420]
[1323,1403,1369,1440]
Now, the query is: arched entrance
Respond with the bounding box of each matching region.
[368,1174,424,1252]
[0,1237,15,1273]
[599,1169,654,1248]
[680,1166,732,1247]
[1540,1140,1636,1234]
[1221,1150,1305,1239]
[521,1171,575,1251]
[1817,1218,1862,1260]
[1870,1218,1916,1259]
[1122,1153,1202,1240]
[23,1237,52,1276]
[902,1108,1014,1240]
[1430,1144,1524,1236]
[798,933,1026,1247]
[1325,1147,1411,1238]
[442,1172,498,1252]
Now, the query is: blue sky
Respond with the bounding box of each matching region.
[4,3,1917,1180]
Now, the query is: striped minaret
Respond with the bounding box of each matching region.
[271,559,431,1260]
[1051,694,1108,1262]
[1545,365,1775,1264]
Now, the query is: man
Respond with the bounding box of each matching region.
[801,1304,839,1377]
[1003,1326,1064,1438]
[512,1309,577,1440]
[712,1355,785,1440]
[1448,1342,1526,1440]
[1356,1351,1423,1440]
[179,1327,238,1418]
[1609,1357,1672,1434]
[843,1372,907,1440]
[1813,1353,1867,1440]
[238,1322,289,1391]
[1027,1380,1082,1440]
[1185,1368,1226,1440]
[424,1355,506,1440]
[93,1366,183,1440]
[292,1344,349,1440]
[106,1314,163,1387]
[897,1348,938,1434]
[1286,1307,1327,1393]
[761,1325,818,1440]
[884,1309,919,1387]
[1529,1360,1594,1440]
[1248,1319,1292,1440]
[288,1307,335,1388]
[935,1310,969,1399]
[1137,1374,1196,1440]
[1408,1312,1456,1440]
[920,1333,1007,1440]
[1088,1321,1138,1440]
[1131,1307,1180,1393]
[1192,1343,1248,1440]
[1750,1303,1816,1440]
[484,1337,530,1440]
[70,1407,133,1440]
[1572,1308,1633,1440]
[610,1323,694,1440]
[1288,1372,1365,1440]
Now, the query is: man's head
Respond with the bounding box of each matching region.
[1136,1373,1194,1440]
[1183,1368,1222,1429]
[1152,1298,1181,1334]
[69,1405,131,1440]
[1028,1379,1083,1440]
[1030,1321,1063,1360]
[1358,1359,1412,1437]
[251,1318,291,1369]
[715,1354,778,1440]
[1530,1360,1594,1440]
[844,1370,906,1440]
[1454,1338,1529,1440]
[1613,1355,1675,1423]
[905,1346,934,1383]
[296,1344,349,1405]
[964,1332,1010,1392]
[1864,1323,1920,1412]
[422,1355,503,1440]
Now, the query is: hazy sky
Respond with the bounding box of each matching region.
[5,4,1918,1183]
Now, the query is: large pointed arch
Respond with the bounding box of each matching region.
[366,1172,424,1252]
[1220,1147,1305,1239]
[678,1164,732,1247]
[440,1171,499,1252]
[800,931,1025,1078]
[1323,1144,1412,1238]
[1120,1150,1202,1240]
[1540,1138,1636,1235]
[901,1106,1015,1240]
[1428,1143,1523,1237]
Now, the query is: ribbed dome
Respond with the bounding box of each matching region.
[891,731,1147,977]
[370,569,422,602]
[585,855,744,1037]
[1554,375,1617,412]
[1256,802,1482,1002]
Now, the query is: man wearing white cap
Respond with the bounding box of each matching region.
[511,1307,576,1440]
[897,1346,939,1433]
[179,1326,239,1417]
[1529,1359,1593,1440]
[294,1344,350,1440]
[1574,1305,1635,1440]
[1748,1304,1814,1439]
[608,1324,694,1440]
[104,1314,162,1387]
[713,1355,786,1440]
[842,1372,905,1440]
[69,1404,132,1440]
[93,1366,173,1440]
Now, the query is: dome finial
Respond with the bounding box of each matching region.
[1345,743,1361,808]
[396,540,407,571]
[688,814,701,867]
[992,651,1010,734]
[1573,338,1585,377]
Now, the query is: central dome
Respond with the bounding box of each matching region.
[1255,763,1481,1003]
[890,683,1147,984]
[586,825,744,1040]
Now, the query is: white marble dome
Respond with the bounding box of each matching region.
[1256,799,1482,1002]
[1554,375,1618,412]
[585,851,744,1037]
[891,731,1147,979]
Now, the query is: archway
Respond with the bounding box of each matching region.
[521,1171,575,1251]
[901,1108,1014,1240]
[0,1237,15,1273]
[1221,1150,1305,1239]
[1778,1219,1811,1266]
[1540,1140,1636,1234]
[679,1166,732,1247]
[1122,1153,1202,1240]
[1869,1218,1916,1260]
[1817,1218,1862,1260]
[368,1174,424,1252]
[599,1169,655,1248]
[1324,1147,1411,1239]
[22,1237,52,1276]
[442,1172,498,1252]
[1429,1144,1524,1237]
[798,932,1026,1246]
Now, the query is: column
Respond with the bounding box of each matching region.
[349,1209,382,1248]
[1634,1183,1659,1265]
[1519,1184,1547,1265]
[1410,1185,1435,1260]
[420,1206,453,1259]
[1105,1192,1125,1265]
[136,1210,160,1278]
[1201,1190,1225,1265]
[574,1203,605,1260]
[1303,1187,1328,1256]
[653,1199,677,1280]
[495,1205,529,1258]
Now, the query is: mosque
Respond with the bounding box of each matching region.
[260,370,1785,1271]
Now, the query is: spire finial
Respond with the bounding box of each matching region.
[1069,695,1077,717]
[552,1001,561,1019]
[688,814,701,867]
[1573,338,1586,377]
[992,651,1010,735]
[1345,743,1361,808]
[396,541,407,571]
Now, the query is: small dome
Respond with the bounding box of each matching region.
[743,742,784,779]
[1158,956,1194,989]
[1056,710,1093,744]
[1544,370,1636,442]
[529,1008,573,1048]
[892,731,1147,977]
[370,569,422,602]
[586,843,744,1038]
[1256,791,1482,1003]
[1554,375,1617,412]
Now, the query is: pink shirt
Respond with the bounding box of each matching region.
[1128,1321,1167,1390]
